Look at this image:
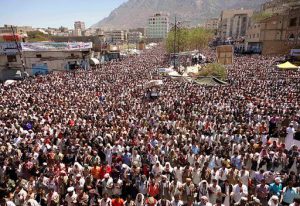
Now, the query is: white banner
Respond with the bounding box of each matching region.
[21,42,92,51]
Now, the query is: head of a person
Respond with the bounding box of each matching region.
[240,197,248,204]
[137,194,143,202]
[174,193,180,201]
[293,198,300,206]
[67,186,74,195]
[269,195,279,205]
[161,199,167,206]
[274,177,281,185]
[126,195,132,201]
[212,178,218,186]
[103,192,108,200]
[238,180,243,187]
[200,196,209,204]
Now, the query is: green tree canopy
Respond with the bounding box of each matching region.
[27,31,51,42]
[198,63,227,80]
[166,27,213,53]
[252,11,273,23]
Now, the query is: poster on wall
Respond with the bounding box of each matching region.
[21,42,92,51]
[0,42,21,55]
[32,63,48,75]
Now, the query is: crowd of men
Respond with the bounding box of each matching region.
[0,45,300,206]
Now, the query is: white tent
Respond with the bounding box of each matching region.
[90,58,100,65]
[4,80,17,86]
[168,71,182,77]
[144,80,163,88]
[158,68,174,73]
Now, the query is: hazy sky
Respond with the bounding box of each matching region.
[0,0,128,28]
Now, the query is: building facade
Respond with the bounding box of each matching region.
[129,28,146,36]
[146,13,169,41]
[104,30,127,43]
[127,31,143,43]
[0,24,33,34]
[0,42,92,81]
[218,9,253,41]
[74,21,85,36]
[204,18,219,31]
[261,0,300,14]
[245,0,300,55]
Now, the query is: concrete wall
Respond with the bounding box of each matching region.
[23,51,87,73]
[262,40,300,55]
[0,50,89,81]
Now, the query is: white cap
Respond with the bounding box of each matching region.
[67,186,74,192]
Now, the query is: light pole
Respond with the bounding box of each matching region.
[11,26,26,72]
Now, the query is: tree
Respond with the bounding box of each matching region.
[198,63,227,80]
[252,11,273,23]
[165,27,213,53]
[27,31,50,42]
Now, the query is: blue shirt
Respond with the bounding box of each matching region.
[150,139,158,147]
[282,187,297,204]
[122,153,132,166]
[231,156,242,170]
[269,183,282,197]
[191,145,200,154]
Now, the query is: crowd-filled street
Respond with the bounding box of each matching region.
[0,45,300,206]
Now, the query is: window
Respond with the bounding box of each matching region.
[288,33,295,41]
[289,18,297,27]
[7,55,17,62]
[36,54,42,58]
[71,53,75,57]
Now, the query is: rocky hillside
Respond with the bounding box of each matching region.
[92,0,268,29]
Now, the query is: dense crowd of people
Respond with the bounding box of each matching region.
[0,45,300,206]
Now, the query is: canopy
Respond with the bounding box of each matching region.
[158,68,174,73]
[276,61,298,70]
[168,71,182,77]
[144,80,163,88]
[90,58,100,65]
[4,80,17,86]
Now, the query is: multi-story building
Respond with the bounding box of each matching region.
[245,0,300,55]
[261,0,300,14]
[204,18,219,31]
[74,21,85,36]
[218,9,253,41]
[129,28,146,36]
[74,21,85,31]
[0,24,33,34]
[146,13,169,41]
[105,30,127,43]
[127,31,143,43]
[0,42,92,81]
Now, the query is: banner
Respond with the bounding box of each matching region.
[32,63,48,75]
[0,42,21,55]
[21,42,92,51]
[291,49,300,57]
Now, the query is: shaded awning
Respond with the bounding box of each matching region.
[276,61,298,70]
[90,58,100,65]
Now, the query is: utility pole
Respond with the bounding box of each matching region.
[173,16,177,69]
[11,26,26,72]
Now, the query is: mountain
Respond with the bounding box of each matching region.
[92,0,268,29]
